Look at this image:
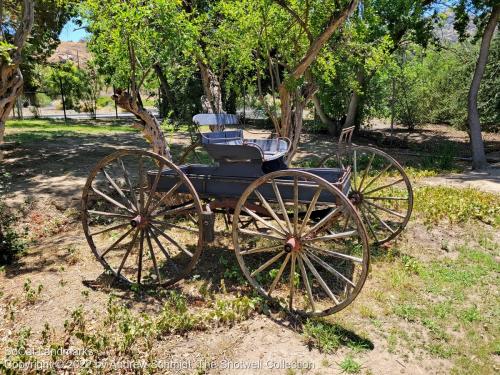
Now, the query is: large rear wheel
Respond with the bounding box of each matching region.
[232,170,369,317]
[321,146,413,245]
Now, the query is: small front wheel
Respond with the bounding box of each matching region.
[232,170,369,317]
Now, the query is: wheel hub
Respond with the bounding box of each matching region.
[284,237,301,253]
[349,190,364,205]
[130,215,148,229]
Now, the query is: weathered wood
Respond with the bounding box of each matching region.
[112,90,172,160]
[0,0,35,161]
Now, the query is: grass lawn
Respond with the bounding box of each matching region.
[4,119,139,143]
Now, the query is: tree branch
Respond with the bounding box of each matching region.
[12,0,35,64]
[274,0,313,42]
[290,0,358,80]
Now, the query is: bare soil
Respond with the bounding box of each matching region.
[1,122,499,374]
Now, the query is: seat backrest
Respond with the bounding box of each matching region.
[204,143,263,163]
[200,130,243,145]
[192,114,239,127]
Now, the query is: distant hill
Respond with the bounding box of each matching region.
[48,41,90,67]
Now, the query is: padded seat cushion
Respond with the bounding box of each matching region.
[245,138,288,161]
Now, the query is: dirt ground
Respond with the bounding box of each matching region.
[1,122,499,374]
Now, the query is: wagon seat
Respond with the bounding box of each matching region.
[193,114,290,173]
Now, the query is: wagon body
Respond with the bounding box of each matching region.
[152,164,351,203]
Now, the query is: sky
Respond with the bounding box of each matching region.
[59,19,89,42]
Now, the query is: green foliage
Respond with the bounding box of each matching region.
[339,356,362,374]
[303,319,372,354]
[0,201,26,265]
[34,92,52,107]
[96,96,114,108]
[413,186,500,227]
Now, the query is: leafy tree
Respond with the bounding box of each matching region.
[453,0,499,170]
[0,0,74,160]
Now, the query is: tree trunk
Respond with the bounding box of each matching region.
[279,83,317,162]
[197,59,225,131]
[0,0,35,162]
[198,60,223,112]
[0,68,24,161]
[344,68,365,130]
[311,94,338,135]
[467,4,499,170]
[274,0,359,162]
[154,63,176,118]
[112,90,172,160]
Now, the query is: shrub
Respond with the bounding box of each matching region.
[0,201,25,265]
[96,96,114,108]
[34,93,52,107]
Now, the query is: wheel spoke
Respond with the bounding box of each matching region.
[138,155,145,213]
[288,253,297,310]
[240,244,282,255]
[253,189,288,234]
[301,253,340,305]
[250,251,285,277]
[303,206,341,238]
[358,152,375,191]
[359,160,393,193]
[359,206,380,242]
[272,180,293,233]
[148,180,183,216]
[87,210,132,219]
[119,158,139,211]
[302,230,358,243]
[298,187,322,236]
[150,223,193,258]
[117,229,140,277]
[90,222,129,236]
[137,230,145,284]
[152,202,195,219]
[242,207,286,236]
[364,196,407,201]
[145,229,161,284]
[238,228,284,241]
[304,244,363,264]
[102,168,137,212]
[362,174,404,195]
[100,226,135,258]
[91,186,134,214]
[297,255,316,312]
[305,249,356,288]
[364,200,406,219]
[363,203,396,234]
[148,227,171,260]
[144,165,164,213]
[268,253,290,296]
[293,177,299,236]
[150,220,199,233]
[353,149,358,190]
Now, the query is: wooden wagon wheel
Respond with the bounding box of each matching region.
[320,146,413,245]
[232,170,369,317]
[82,149,204,287]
